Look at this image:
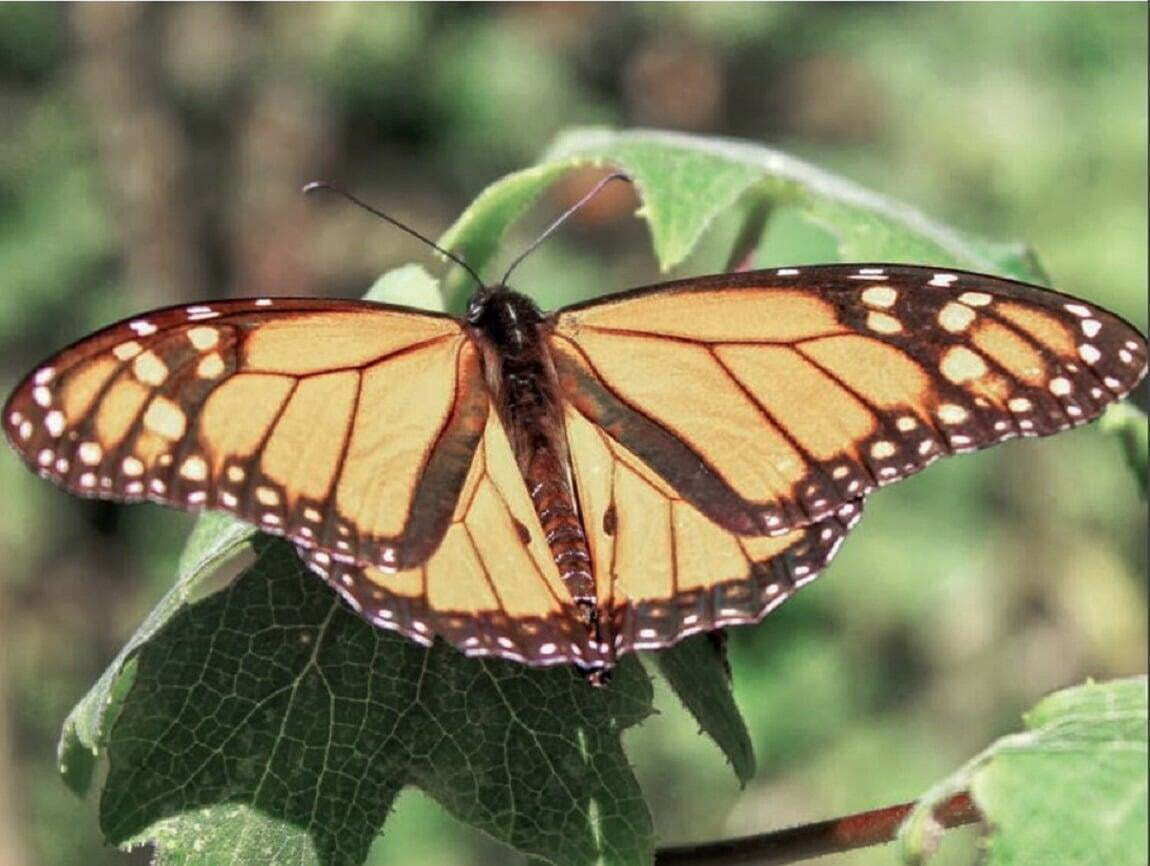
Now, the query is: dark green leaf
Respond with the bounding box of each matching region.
[653,636,755,785]
[102,538,654,866]
[59,512,256,794]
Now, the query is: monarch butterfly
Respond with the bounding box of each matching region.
[4,195,1147,682]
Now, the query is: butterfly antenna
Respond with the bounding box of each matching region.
[501,172,631,286]
[303,181,485,290]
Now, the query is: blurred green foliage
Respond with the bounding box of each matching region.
[0,5,1145,866]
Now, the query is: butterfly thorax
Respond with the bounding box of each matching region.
[468,287,599,631]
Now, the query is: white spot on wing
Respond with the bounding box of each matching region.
[179,455,208,481]
[113,341,143,361]
[186,326,220,350]
[45,410,65,436]
[861,286,898,308]
[870,440,896,459]
[186,306,220,321]
[78,441,103,465]
[937,404,969,424]
[867,311,903,334]
[938,302,975,333]
[958,291,992,307]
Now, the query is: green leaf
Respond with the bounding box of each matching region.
[437,161,575,310]
[543,129,767,273]
[362,263,446,311]
[899,677,1148,865]
[548,128,1051,280]
[1099,403,1149,495]
[101,538,654,866]
[59,511,256,795]
[439,128,1050,285]
[653,636,756,785]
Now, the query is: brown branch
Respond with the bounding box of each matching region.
[654,792,980,866]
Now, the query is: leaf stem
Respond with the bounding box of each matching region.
[653,791,979,866]
[725,198,772,273]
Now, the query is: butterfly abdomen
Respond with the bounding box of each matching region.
[471,288,599,624]
[525,448,595,603]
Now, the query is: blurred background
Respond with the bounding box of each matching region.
[0,4,1145,865]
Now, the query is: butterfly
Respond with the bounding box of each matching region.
[4,257,1147,680]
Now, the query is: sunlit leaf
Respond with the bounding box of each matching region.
[900,677,1148,866]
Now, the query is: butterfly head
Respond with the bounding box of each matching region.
[466,285,545,353]
[464,285,496,325]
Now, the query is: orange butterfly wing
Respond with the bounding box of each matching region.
[550,265,1148,538]
[3,298,487,571]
